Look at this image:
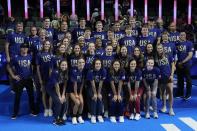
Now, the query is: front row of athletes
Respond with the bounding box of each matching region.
[7,43,175,125]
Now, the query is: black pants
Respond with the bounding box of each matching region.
[88,86,103,116]
[102,82,110,112]
[13,78,36,115]
[176,65,192,96]
[46,88,67,119]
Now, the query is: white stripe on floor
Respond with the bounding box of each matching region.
[179,117,197,131]
[161,124,181,131]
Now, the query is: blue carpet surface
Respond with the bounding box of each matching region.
[0,81,197,131]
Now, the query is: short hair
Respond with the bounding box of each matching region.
[44,17,50,21]
[79,17,86,21]
[85,27,92,31]
[16,22,23,26]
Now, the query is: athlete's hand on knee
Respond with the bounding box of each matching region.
[12,75,20,81]
[98,93,102,100]
[117,95,122,102]
[61,95,66,102]
[134,94,137,101]
[113,95,118,101]
[92,94,97,101]
[130,95,134,101]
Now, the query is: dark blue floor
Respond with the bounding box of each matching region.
[0,81,197,131]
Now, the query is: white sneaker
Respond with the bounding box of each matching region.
[160,107,167,113]
[134,113,141,121]
[97,116,104,123]
[104,111,108,118]
[63,114,67,120]
[129,113,134,120]
[72,117,78,124]
[110,116,116,123]
[153,112,158,119]
[169,108,175,116]
[119,116,124,123]
[88,112,91,119]
[91,116,96,124]
[78,116,84,124]
[145,113,150,119]
[44,109,49,117]
[48,109,53,117]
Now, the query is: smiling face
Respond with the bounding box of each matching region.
[114,22,120,31]
[157,44,164,55]
[43,41,51,51]
[96,22,103,31]
[146,44,153,53]
[59,44,66,54]
[141,27,149,36]
[79,19,86,28]
[60,61,68,71]
[129,17,136,27]
[95,38,102,48]
[105,45,113,56]
[30,27,37,36]
[61,21,68,32]
[129,60,137,71]
[78,58,85,70]
[65,32,72,41]
[146,59,154,70]
[88,43,95,53]
[62,38,69,46]
[107,30,114,39]
[84,29,91,37]
[95,60,102,70]
[120,46,127,56]
[113,61,121,72]
[44,18,50,28]
[180,32,186,41]
[162,33,169,42]
[16,23,23,33]
[134,47,140,57]
[74,45,81,55]
[39,29,46,39]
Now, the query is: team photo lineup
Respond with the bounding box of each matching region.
[3,5,195,126]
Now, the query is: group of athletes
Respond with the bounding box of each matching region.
[4,16,194,125]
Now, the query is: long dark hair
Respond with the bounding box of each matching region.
[92,58,103,70]
[56,43,67,58]
[109,59,125,77]
[133,46,144,69]
[41,40,52,53]
[59,59,69,81]
[127,58,137,73]
[70,44,83,57]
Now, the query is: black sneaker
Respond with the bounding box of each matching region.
[175,94,184,98]
[53,119,61,126]
[30,111,38,117]
[184,95,191,100]
[11,114,17,120]
[59,118,66,125]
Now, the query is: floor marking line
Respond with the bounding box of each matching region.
[161,124,181,131]
[179,117,197,131]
